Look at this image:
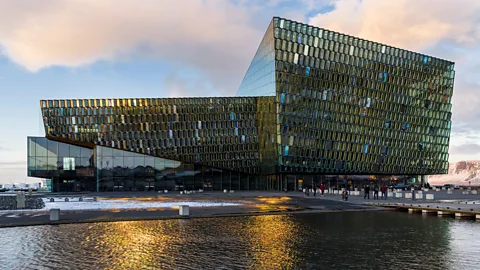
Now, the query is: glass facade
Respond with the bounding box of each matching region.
[271,17,454,176]
[28,137,266,192]
[29,17,455,192]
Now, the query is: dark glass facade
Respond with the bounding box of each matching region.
[28,17,454,192]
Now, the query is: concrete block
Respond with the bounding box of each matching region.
[179,205,190,216]
[50,209,60,221]
[180,191,184,195]
[333,190,339,194]
[164,190,168,193]
[224,189,228,193]
[395,193,403,198]
[230,190,234,193]
[387,192,394,197]
[426,194,435,200]
[463,191,470,195]
[476,214,480,221]
[16,192,25,209]
[405,193,412,199]
[455,212,474,219]
[416,193,423,200]
[447,190,453,194]
[472,190,478,195]
[199,189,203,193]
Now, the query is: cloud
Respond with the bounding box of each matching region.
[309,0,480,52]
[450,144,480,155]
[0,160,25,166]
[0,0,265,94]
[162,71,214,98]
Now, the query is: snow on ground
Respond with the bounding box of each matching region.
[41,198,243,211]
[0,198,243,213]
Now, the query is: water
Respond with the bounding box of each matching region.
[0,212,479,269]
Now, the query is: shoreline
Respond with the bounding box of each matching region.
[0,207,390,228]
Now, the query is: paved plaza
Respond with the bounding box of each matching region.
[0,189,478,227]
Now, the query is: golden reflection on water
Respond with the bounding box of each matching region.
[84,221,181,269]
[245,215,300,269]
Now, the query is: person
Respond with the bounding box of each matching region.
[373,184,379,200]
[343,189,349,201]
[313,185,317,197]
[381,184,387,200]
[320,184,325,196]
[364,185,370,199]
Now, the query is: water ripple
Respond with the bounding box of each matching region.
[0,212,479,269]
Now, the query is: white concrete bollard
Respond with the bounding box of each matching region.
[158,190,163,193]
[179,205,190,216]
[224,189,228,193]
[395,193,403,198]
[164,190,168,193]
[416,192,423,199]
[333,190,339,194]
[472,190,478,195]
[387,192,394,198]
[180,191,184,195]
[405,193,412,199]
[230,190,234,193]
[16,192,26,209]
[426,194,435,200]
[50,209,60,221]
[447,190,453,194]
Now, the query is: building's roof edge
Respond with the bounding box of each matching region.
[272,16,455,65]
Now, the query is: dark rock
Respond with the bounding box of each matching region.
[0,196,45,210]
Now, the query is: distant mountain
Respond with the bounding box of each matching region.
[428,161,480,186]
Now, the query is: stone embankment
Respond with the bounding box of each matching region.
[0,196,45,210]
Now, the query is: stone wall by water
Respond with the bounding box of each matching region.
[0,196,45,210]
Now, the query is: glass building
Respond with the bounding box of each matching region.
[28,17,455,192]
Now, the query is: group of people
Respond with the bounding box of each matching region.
[363,184,388,200]
[301,184,326,197]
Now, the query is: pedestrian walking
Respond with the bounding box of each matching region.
[320,184,325,196]
[381,184,387,200]
[364,185,370,199]
[373,184,379,200]
[313,185,317,197]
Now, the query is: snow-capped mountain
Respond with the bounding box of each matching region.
[428,161,480,186]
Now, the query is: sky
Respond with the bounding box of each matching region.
[0,0,479,183]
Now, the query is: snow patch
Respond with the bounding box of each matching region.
[41,198,242,211]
